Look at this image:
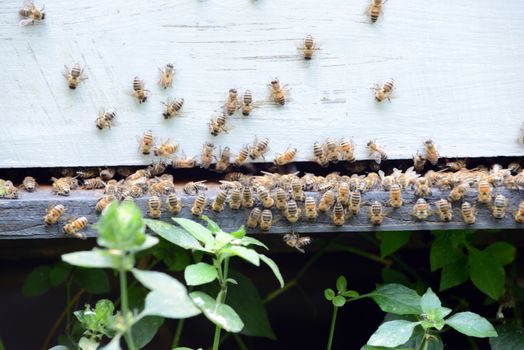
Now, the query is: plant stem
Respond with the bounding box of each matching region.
[212,257,230,350]
[332,243,392,266]
[172,319,185,349]
[326,305,338,350]
[233,334,248,350]
[120,264,136,350]
[65,276,73,334]
[466,336,479,350]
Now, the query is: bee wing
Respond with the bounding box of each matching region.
[19,18,34,26]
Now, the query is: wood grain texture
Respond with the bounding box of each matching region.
[1,185,522,239]
[1,0,524,168]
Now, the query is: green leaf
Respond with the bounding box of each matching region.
[96,201,146,251]
[367,320,419,347]
[201,215,221,234]
[368,284,422,315]
[78,337,99,350]
[132,269,187,294]
[145,219,206,252]
[377,231,413,258]
[49,346,71,350]
[142,290,201,319]
[235,236,268,250]
[324,288,335,301]
[230,226,246,239]
[468,249,505,300]
[132,316,164,349]
[74,268,110,294]
[439,255,468,291]
[333,295,346,307]
[336,276,347,292]
[445,311,497,338]
[341,290,359,298]
[153,240,191,272]
[259,254,284,288]
[190,291,244,332]
[129,235,159,252]
[214,231,235,251]
[184,262,218,286]
[62,249,117,269]
[381,268,411,286]
[420,288,450,321]
[128,285,148,311]
[222,246,260,266]
[430,234,466,272]
[172,218,214,249]
[484,242,516,266]
[489,324,524,350]
[22,265,51,297]
[50,262,72,287]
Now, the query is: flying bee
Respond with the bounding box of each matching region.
[242,186,255,208]
[211,189,227,212]
[132,77,149,103]
[413,152,427,172]
[491,194,509,219]
[184,180,207,195]
[283,233,311,253]
[172,155,197,169]
[449,182,469,202]
[389,184,403,208]
[423,140,439,165]
[63,64,87,89]
[319,190,335,212]
[412,198,431,221]
[369,201,384,225]
[285,200,301,223]
[324,139,339,163]
[229,187,242,210]
[191,194,207,216]
[415,177,431,197]
[247,207,262,229]
[249,137,270,160]
[269,78,289,105]
[44,204,65,225]
[259,209,273,231]
[215,147,231,173]
[367,141,388,164]
[435,199,453,222]
[233,144,250,167]
[158,63,175,89]
[514,201,524,223]
[348,190,362,215]
[209,113,228,136]
[224,88,239,116]
[22,176,37,192]
[96,195,115,214]
[19,1,45,26]
[299,34,319,60]
[166,193,182,214]
[339,138,355,162]
[154,139,178,157]
[63,217,88,240]
[461,201,477,224]
[367,0,384,23]
[99,168,115,181]
[274,147,298,166]
[374,79,394,102]
[83,177,105,190]
[275,187,288,210]
[257,186,274,208]
[241,90,254,116]
[162,98,184,119]
[51,177,71,196]
[139,130,154,155]
[331,201,347,226]
[477,180,492,204]
[313,141,328,167]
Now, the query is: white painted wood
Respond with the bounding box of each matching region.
[1,0,524,168]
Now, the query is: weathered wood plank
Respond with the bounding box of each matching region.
[1,185,522,239]
[1,0,524,168]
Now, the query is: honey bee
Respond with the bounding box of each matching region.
[229,188,242,210]
[76,168,98,179]
[51,177,71,196]
[300,196,317,220]
[290,178,304,202]
[275,187,288,210]
[22,176,37,192]
[423,140,439,165]
[413,152,427,172]
[154,139,178,157]
[348,190,362,215]
[415,177,431,197]
[211,189,227,212]
[508,162,522,175]
[449,182,469,202]
[445,159,467,172]
[99,168,116,181]
[242,186,255,208]
[63,64,87,89]
[140,130,154,155]
[2,181,19,199]
[166,193,182,214]
[274,147,298,166]
[491,194,508,219]
[300,34,319,60]
[19,1,45,26]
[44,204,65,225]
[514,201,524,223]
[241,90,253,116]
[331,201,347,226]
[247,207,262,229]
[477,180,492,204]
[257,186,274,208]
[412,198,431,221]
[191,194,207,216]
[367,141,388,164]
[259,209,273,231]
[158,63,175,89]
[374,79,394,102]
[132,77,149,103]
[369,201,384,225]
[435,199,453,222]
[367,0,384,23]
[324,139,339,163]
[215,147,231,173]
[389,184,403,208]
[336,181,350,205]
[200,142,215,169]
[162,98,184,119]
[285,200,301,223]
[224,89,239,116]
[269,78,288,105]
[313,141,328,167]
[234,145,250,167]
[209,113,228,136]
[172,155,197,169]
[63,217,88,240]
[184,181,207,195]
[96,195,115,214]
[461,201,477,224]
[339,138,355,162]
[366,173,381,191]
[83,177,105,190]
[249,137,270,160]
[283,233,311,253]
[319,190,335,212]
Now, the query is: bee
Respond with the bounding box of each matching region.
[242,186,255,208]
[374,79,394,102]
[215,147,231,173]
[415,177,431,197]
[191,194,207,216]
[145,196,161,219]
[446,159,467,172]
[172,155,197,169]
[51,177,71,196]
[200,142,215,169]
[249,137,270,160]
[63,64,87,89]
[508,162,522,175]
[44,204,65,225]
[412,198,431,221]
[96,195,114,214]
[99,168,115,181]
[283,233,311,253]
[259,209,273,231]
[247,207,262,229]
[449,182,469,202]
[275,187,288,210]
[139,130,154,155]
[166,193,182,214]
[491,194,508,219]
[290,178,304,202]
[413,152,427,172]
[367,0,384,23]
[162,98,184,119]
[269,78,288,105]
[514,201,524,223]
[423,140,439,165]
[331,201,347,226]
[233,144,250,167]
[158,63,175,89]
[83,177,105,190]
[369,201,384,225]
[257,186,274,208]
[211,189,227,212]
[241,90,253,116]
[104,180,119,197]
[274,147,298,166]
[477,180,492,204]
[324,139,339,163]
[435,199,453,222]
[22,176,37,192]
[76,168,99,179]
[154,139,178,157]
[367,141,388,164]
[313,141,328,167]
[348,190,362,215]
[209,113,228,136]
[339,138,355,162]
[300,34,319,60]
[461,201,477,224]
[184,181,207,195]
[19,1,46,26]
[389,184,403,208]
[319,190,335,212]
[366,173,381,191]
[132,77,149,103]
[2,181,19,199]
[336,181,350,205]
[224,88,239,116]
[285,200,301,223]
[63,217,88,240]
[229,187,242,210]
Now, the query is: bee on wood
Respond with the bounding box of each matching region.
[491,194,508,219]
[96,195,114,214]
[324,139,339,163]
[339,138,355,162]
[445,159,467,172]
[2,181,19,199]
[435,199,453,222]
[319,190,335,212]
[374,79,394,102]
[336,182,350,206]
[76,168,98,179]
[19,1,46,26]
[367,0,384,23]
[260,209,273,231]
[233,145,250,167]
[389,184,403,208]
[99,168,116,181]
[63,64,87,89]
[139,130,154,155]
[449,182,469,202]
[285,200,301,223]
[63,217,88,240]
[51,177,71,196]
[257,186,274,208]
[412,198,431,221]
[22,176,38,192]
[132,77,149,103]
[209,113,228,136]
[166,193,182,214]
[369,201,384,225]
[290,178,304,202]
[302,196,318,220]
[224,89,239,116]
[242,186,255,208]
[514,201,524,223]
[146,196,161,219]
[241,90,254,116]
[275,187,288,210]
[229,188,242,210]
[415,178,431,197]
[44,204,65,225]
[162,98,184,119]
[348,190,362,215]
[172,155,197,169]
[367,141,388,165]
[83,177,105,190]
[269,78,289,105]
[331,201,347,226]
[508,162,521,175]
[413,152,427,172]
[215,147,231,173]
[249,137,270,160]
[211,189,228,212]
[274,147,298,166]
[283,233,311,253]
[184,181,207,195]
[158,63,175,89]
[423,140,439,165]
[200,142,215,169]
[154,139,178,157]
[461,201,477,224]
[477,180,492,204]
[312,141,328,167]
[247,207,262,229]
[191,194,207,217]
[299,34,319,60]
